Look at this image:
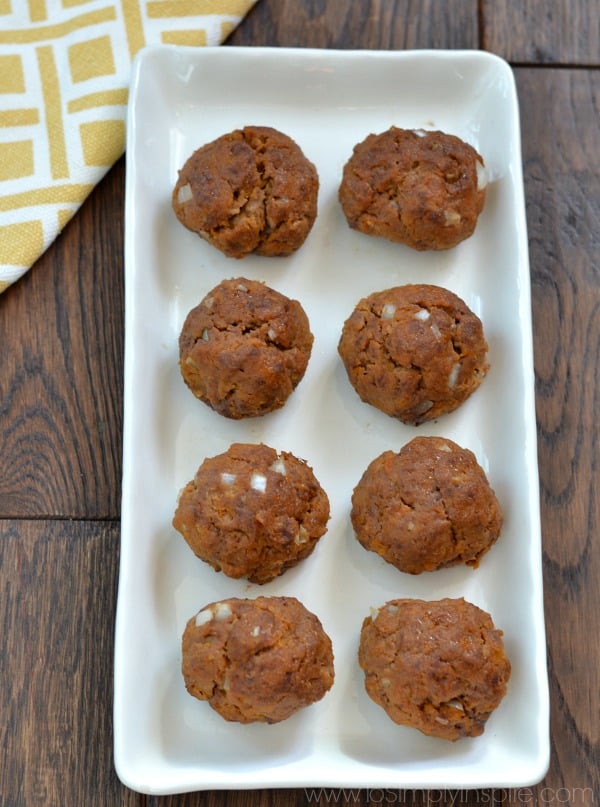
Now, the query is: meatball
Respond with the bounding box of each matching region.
[172,442,330,584]
[339,127,487,250]
[338,284,489,424]
[358,597,511,740]
[182,596,335,723]
[351,436,503,574]
[172,125,319,258]
[179,277,313,419]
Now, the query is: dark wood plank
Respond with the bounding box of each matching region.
[0,519,138,807]
[149,791,301,807]
[0,160,125,519]
[482,0,600,65]
[228,0,479,50]
[148,788,513,806]
[517,66,600,799]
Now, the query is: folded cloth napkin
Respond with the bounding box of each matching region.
[0,0,258,293]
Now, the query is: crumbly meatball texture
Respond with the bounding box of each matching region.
[358,598,511,741]
[338,284,489,424]
[172,125,319,258]
[339,127,487,250]
[351,437,503,574]
[182,596,335,723]
[179,277,313,419]
[172,443,330,584]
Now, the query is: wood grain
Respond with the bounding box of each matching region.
[482,0,600,64]
[0,519,136,807]
[227,0,479,50]
[517,67,600,800]
[0,161,125,519]
[147,789,517,807]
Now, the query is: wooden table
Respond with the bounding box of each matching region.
[1,2,598,804]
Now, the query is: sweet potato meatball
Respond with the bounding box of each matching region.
[173,125,319,258]
[339,127,486,250]
[351,436,503,573]
[179,277,313,419]
[173,442,330,584]
[338,284,489,424]
[358,597,511,740]
[182,596,335,723]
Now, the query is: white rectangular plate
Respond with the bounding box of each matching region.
[115,46,549,795]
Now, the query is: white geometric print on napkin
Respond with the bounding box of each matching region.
[0,0,258,293]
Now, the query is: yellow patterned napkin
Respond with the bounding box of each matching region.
[0,0,258,293]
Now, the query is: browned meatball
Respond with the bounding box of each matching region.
[172,443,330,584]
[172,126,319,258]
[358,598,511,740]
[339,127,487,250]
[182,596,335,723]
[179,277,313,419]
[338,284,489,424]
[351,437,503,574]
